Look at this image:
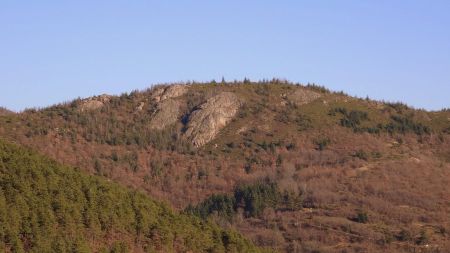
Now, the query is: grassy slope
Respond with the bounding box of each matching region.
[0,139,267,253]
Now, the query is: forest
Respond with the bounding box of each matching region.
[0,139,266,253]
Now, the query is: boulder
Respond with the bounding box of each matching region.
[185,92,241,147]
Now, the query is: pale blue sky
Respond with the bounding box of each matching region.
[1,1,449,111]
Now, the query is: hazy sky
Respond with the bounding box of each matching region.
[1,1,449,111]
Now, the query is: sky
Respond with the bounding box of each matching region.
[0,1,449,111]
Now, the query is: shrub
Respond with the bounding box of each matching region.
[356,210,369,223]
[314,137,330,151]
[354,150,368,161]
[397,229,412,242]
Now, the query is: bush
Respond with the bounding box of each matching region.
[314,137,330,151]
[397,229,412,242]
[354,150,368,161]
[356,210,369,223]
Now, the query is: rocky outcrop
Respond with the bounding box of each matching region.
[151,85,188,103]
[149,99,180,130]
[286,88,321,106]
[78,94,112,112]
[148,85,189,129]
[185,92,241,147]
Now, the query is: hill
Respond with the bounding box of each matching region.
[0,80,449,252]
[0,138,266,253]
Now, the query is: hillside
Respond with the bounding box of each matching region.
[0,107,13,116]
[0,80,449,252]
[0,139,266,253]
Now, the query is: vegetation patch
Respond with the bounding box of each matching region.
[330,107,431,135]
[185,180,302,220]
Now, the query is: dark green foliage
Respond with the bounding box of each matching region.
[385,115,430,135]
[186,180,302,220]
[0,139,265,253]
[331,107,431,135]
[356,210,369,223]
[341,110,368,129]
[330,108,370,132]
[234,181,280,217]
[306,83,330,93]
[186,194,236,220]
[396,229,412,242]
[386,102,410,113]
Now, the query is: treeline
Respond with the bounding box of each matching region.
[0,139,267,253]
[185,180,302,221]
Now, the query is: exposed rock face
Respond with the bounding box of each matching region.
[78,94,111,112]
[286,88,321,106]
[149,99,180,130]
[151,85,188,103]
[148,85,189,129]
[185,92,241,147]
